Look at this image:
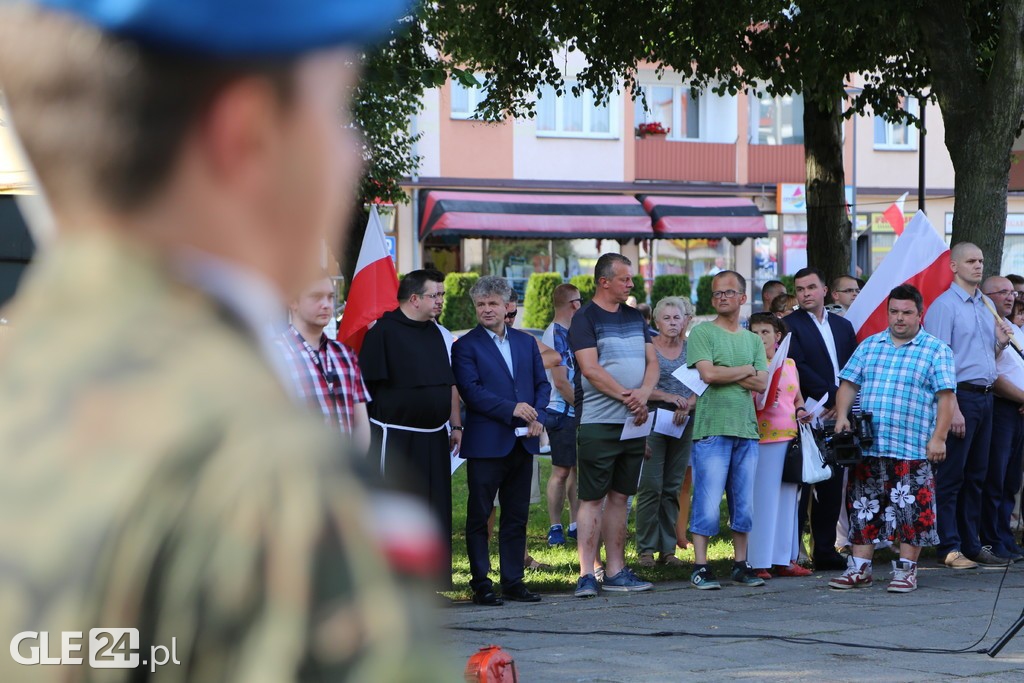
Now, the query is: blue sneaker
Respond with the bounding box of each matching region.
[547,524,566,546]
[731,561,766,587]
[602,567,653,592]
[567,526,577,541]
[574,573,600,598]
[690,566,721,590]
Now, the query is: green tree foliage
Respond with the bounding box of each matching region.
[631,275,646,303]
[440,272,480,331]
[696,275,715,316]
[523,272,564,329]
[651,275,692,308]
[570,275,596,306]
[780,275,796,295]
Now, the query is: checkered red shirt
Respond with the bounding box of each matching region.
[276,324,369,435]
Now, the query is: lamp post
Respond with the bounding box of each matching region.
[845,86,863,277]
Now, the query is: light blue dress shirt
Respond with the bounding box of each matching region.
[923,283,998,385]
[486,326,515,378]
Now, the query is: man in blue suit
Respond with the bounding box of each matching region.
[453,276,550,606]
[788,267,859,570]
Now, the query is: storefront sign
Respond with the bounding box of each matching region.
[777,184,855,215]
[944,212,1024,234]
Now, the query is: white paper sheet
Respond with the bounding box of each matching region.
[672,365,709,396]
[756,333,792,410]
[620,412,655,440]
[653,408,689,438]
[450,453,465,475]
[803,395,828,427]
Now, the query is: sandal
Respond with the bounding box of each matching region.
[662,555,686,567]
[638,552,657,568]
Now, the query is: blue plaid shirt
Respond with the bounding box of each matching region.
[839,328,956,461]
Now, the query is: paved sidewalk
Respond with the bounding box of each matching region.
[441,563,1024,681]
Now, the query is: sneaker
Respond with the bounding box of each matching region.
[547,524,566,547]
[828,557,873,589]
[567,526,577,541]
[574,573,599,598]
[775,562,813,577]
[602,567,653,592]
[942,551,978,570]
[731,562,766,587]
[887,561,918,593]
[970,546,1011,568]
[690,566,721,590]
[754,568,772,581]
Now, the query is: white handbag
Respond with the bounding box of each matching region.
[799,423,832,484]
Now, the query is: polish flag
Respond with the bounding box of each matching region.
[337,206,398,353]
[882,192,909,235]
[844,211,952,341]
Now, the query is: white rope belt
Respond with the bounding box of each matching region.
[369,418,449,477]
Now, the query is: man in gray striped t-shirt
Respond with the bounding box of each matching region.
[568,253,659,598]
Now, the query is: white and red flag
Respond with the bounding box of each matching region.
[336,206,398,353]
[844,210,952,341]
[882,192,909,235]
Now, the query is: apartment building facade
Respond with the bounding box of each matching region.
[395,56,1024,306]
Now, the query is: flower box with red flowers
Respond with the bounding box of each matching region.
[635,122,670,138]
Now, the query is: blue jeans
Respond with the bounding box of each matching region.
[689,435,758,537]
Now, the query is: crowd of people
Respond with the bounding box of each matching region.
[283,246,1024,602]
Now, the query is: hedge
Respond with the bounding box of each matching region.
[439,272,479,331]
[569,274,596,306]
[630,274,646,303]
[696,275,715,315]
[650,274,692,309]
[523,272,563,329]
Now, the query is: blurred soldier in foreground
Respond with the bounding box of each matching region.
[0,0,449,681]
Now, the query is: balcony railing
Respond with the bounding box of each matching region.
[748,144,805,184]
[634,138,737,184]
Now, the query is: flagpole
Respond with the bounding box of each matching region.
[981,296,1024,359]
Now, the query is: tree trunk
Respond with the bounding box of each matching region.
[918,0,1024,277]
[802,88,850,286]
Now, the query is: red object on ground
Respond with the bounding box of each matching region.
[464,645,519,683]
[337,206,398,353]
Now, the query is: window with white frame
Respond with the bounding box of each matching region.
[535,83,616,138]
[633,85,701,140]
[873,98,918,150]
[450,75,488,119]
[754,94,804,145]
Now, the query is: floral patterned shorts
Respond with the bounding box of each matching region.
[847,457,939,547]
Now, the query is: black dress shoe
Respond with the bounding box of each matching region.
[502,584,541,603]
[813,549,848,571]
[471,589,503,606]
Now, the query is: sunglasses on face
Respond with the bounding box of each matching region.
[505,310,518,320]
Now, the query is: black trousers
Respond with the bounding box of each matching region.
[799,467,845,556]
[465,442,533,593]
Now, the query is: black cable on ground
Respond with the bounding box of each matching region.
[449,561,1018,656]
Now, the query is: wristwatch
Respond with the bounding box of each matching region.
[451,425,464,431]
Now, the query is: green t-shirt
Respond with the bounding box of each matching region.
[687,321,768,441]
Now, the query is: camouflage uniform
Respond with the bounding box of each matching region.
[0,234,450,681]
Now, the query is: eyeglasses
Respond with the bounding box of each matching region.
[836,288,861,294]
[711,290,740,300]
[505,310,518,320]
[984,289,1015,298]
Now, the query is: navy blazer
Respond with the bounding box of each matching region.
[452,324,550,459]
[785,310,858,409]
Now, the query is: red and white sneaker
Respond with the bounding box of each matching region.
[887,561,918,593]
[828,557,873,589]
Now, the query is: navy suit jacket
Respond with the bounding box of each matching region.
[786,310,858,409]
[452,324,550,459]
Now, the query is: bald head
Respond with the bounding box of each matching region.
[950,242,984,289]
[982,276,1016,316]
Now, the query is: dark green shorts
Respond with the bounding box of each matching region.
[576,422,646,501]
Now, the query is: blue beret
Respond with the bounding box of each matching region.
[31,0,412,56]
